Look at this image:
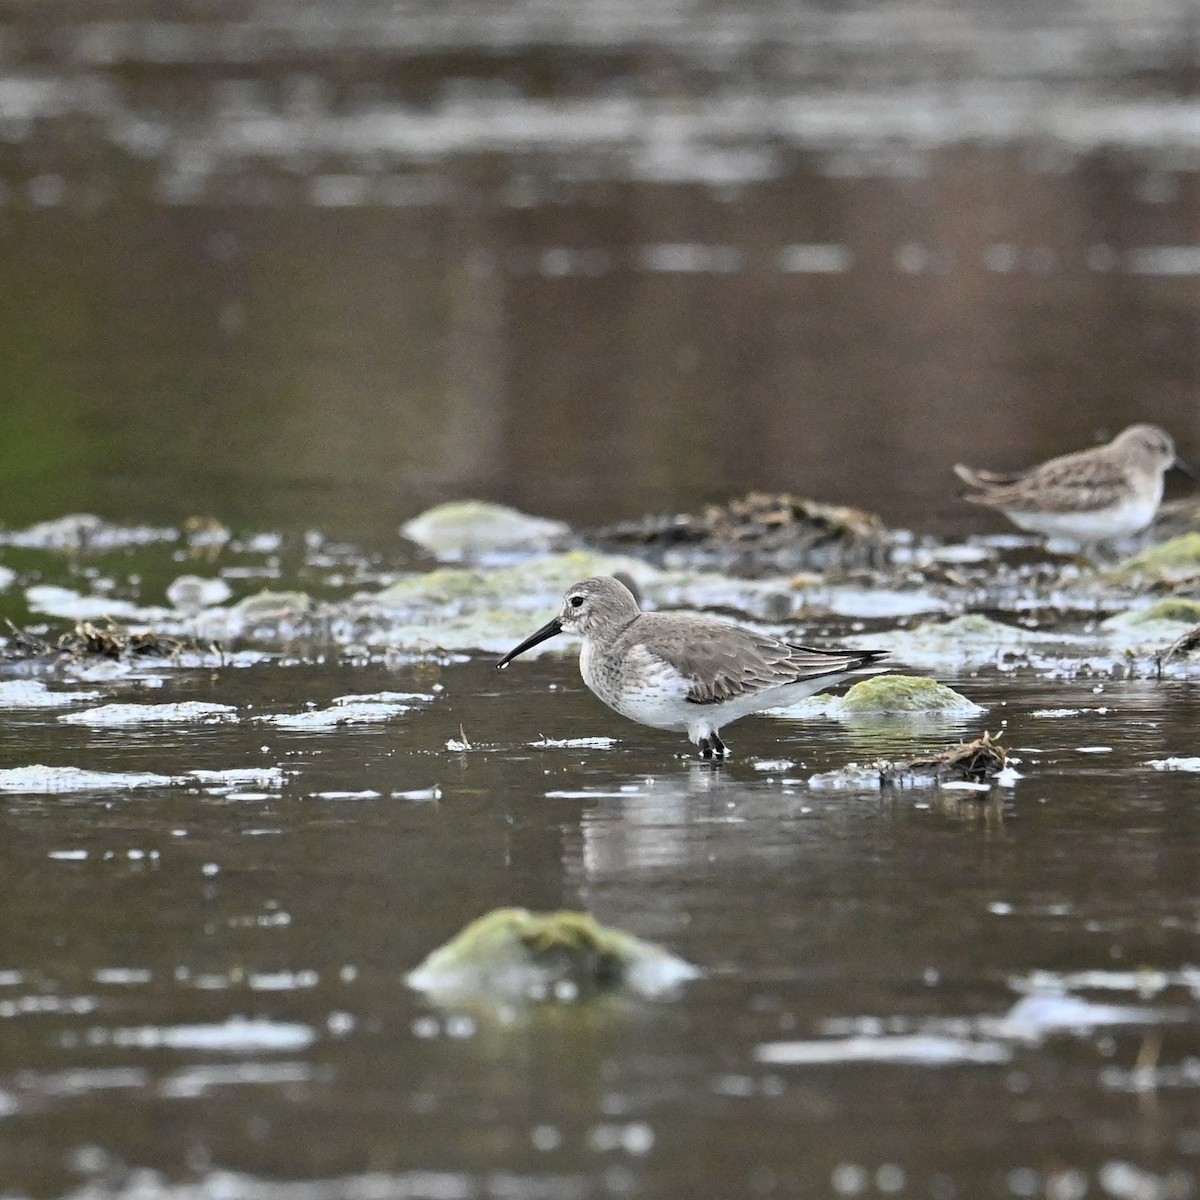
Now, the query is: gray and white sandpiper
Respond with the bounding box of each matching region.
[954,423,1192,544]
[496,576,887,758]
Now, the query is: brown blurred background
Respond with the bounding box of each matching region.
[1,0,1198,536]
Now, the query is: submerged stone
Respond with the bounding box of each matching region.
[406,907,699,1002]
[401,501,570,561]
[166,575,233,612]
[367,553,659,654]
[1102,598,1200,629]
[1110,533,1200,585]
[875,612,1064,670]
[829,674,982,718]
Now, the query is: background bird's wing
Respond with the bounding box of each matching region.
[954,462,1032,489]
[642,622,884,705]
[963,450,1129,511]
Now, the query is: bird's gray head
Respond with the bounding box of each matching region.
[556,576,641,637]
[496,576,641,669]
[1113,423,1177,469]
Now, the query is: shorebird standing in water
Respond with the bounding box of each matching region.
[955,423,1192,545]
[496,576,887,759]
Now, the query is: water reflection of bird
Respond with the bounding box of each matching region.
[496,575,886,759]
[954,424,1193,545]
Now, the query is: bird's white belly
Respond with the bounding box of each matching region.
[580,641,692,731]
[1006,490,1160,541]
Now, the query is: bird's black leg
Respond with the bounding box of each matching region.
[697,736,713,759]
[711,731,729,758]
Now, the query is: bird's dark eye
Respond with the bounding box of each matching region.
[569,595,584,608]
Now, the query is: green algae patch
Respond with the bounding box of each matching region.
[1103,598,1200,630]
[368,553,661,655]
[873,612,1068,670]
[377,552,657,613]
[406,907,700,1002]
[1110,533,1200,585]
[401,501,570,561]
[830,674,982,718]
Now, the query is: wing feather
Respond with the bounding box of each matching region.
[619,618,884,706]
[960,447,1130,512]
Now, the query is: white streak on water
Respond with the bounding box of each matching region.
[93,1018,315,1052]
[1126,245,1200,275]
[755,1035,1011,1066]
[1148,757,1200,771]
[777,243,852,273]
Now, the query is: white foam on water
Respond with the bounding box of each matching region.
[261,697,415,729]
[392,786,442,801]
[777,243,852,273]
[93,969,152,985]
[0,766,180,793]
[0,680,99,710]
[24,585,146,621]
[0,765,288,794]
[988,993,1169,1040]
[528,736,617,749]
[43,1167,480,1199]
[332,691,433,705]
[755,1034,1011,1066]
[158,1061,318,1100]
[1012,967,1200,998]
[248,971,319,991]
[1148,757,1200,772]
[96,1017,315,1052]
[546,790,636,799]
[638,242,743,273]
[1126,245,1200,275]
[0,514,176,551]
[190,768,287,788]
[59,702,238,727]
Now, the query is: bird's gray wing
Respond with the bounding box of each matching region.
[954,463,1032,489]
[962,450,1130,512]
[637,621,884,706]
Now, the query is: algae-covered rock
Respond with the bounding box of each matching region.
[1110,533,1200,585]
[774,673,982,721]
[818,674,982,718]
[401,501,570,561]
[166,575,233,612]
[1102,598,1200,631]
[368,553,660,654]
[406,908,699,1002]
[190,590,320,643]
[875,613,1064,670]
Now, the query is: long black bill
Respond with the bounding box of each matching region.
[1173,456,1200,480]
[496,617,563,669]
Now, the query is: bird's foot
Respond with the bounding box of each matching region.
[697,734,730,760]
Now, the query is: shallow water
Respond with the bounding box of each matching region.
[1,601,1199,1198]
